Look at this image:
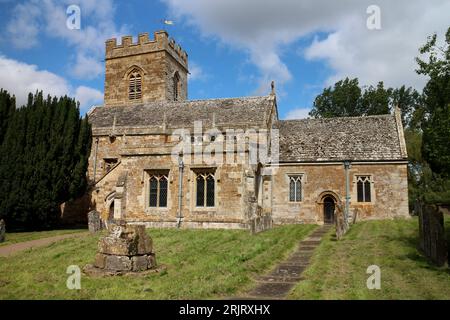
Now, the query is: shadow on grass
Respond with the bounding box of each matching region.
[382,230,450,275]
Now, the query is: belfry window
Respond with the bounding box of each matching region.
[289,175,302,202]
[129,70,142,100]
[149,172,168,207]
[356,176,372,202]
[196,171,215,207]
[173,72,180,101]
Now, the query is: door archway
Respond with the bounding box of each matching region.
[323,196,335,224]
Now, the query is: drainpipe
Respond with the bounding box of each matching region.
[92,137,99,184]
[343,160,351,224]
[176,154,184,228]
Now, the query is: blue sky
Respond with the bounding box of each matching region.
[0,0,448,119]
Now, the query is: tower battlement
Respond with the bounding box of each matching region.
[105,31,188,70]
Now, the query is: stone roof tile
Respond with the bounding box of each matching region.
[274,114,405,162]
[89,95,274,128]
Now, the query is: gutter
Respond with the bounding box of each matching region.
[92,137,99,184]
[344,160,351,224]
[176,155,184,228]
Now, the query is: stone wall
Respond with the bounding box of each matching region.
[271,162,409,225]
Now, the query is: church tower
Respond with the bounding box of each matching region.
[103,31,188,107]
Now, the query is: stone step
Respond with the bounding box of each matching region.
[248,282,295,298]
[271,264,306,278]
[300,240,321,246]
[256,274,303,283]
[284,257,311,266]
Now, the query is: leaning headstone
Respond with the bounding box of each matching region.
[335,203,349,240]
[418,203,448,267]
[0,219,5,243]
[84,221,159,276]
[88,210,102,233]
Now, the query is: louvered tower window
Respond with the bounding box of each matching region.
[173,72,180,101]
[129,70,142,100]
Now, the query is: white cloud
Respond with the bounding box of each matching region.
[0,55,102,112]
[162,0,450,92]
[188,62,208,81]
[74,86,103,109]
[6,0,127,79]
[285,108,311,120]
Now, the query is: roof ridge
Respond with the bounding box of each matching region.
[279,113,393,122]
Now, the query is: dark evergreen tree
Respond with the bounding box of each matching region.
[0,91,92,230]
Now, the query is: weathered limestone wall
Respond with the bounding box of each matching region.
[271,162,409,225]
[121,155,247,228]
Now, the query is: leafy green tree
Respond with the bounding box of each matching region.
[309,78,363,118]
[416,27,450,181]
[361,81,392,116]
[309,78,420,128]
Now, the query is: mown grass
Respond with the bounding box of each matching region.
[289,217,450,299]
[0,224,316,299]
[0,229,87,247]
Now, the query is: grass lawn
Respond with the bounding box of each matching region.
[0,224,316,299]
[289,217,450,299]
[0,229,87,247]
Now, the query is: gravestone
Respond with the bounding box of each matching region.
[0,219,5,243]
[84,221,157,276]
[335,203,349,240]
[88,210,103,233]
[418,203,448,267]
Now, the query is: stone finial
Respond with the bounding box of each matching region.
[270,80,275,95]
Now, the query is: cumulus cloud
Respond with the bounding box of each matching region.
[74,86,103,109]
[6,0,127,79]
[188,62,209,81]
[0,55,102,112]
[285,108,311,120]
[162,0,450,92]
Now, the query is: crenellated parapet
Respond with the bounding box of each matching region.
[105,30,188,70]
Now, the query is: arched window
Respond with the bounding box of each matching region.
[149,172,168,207]
[173,72,180,101]
[289,175,302,202]
[356,176,372,202]
[196,171,215,207]
[129,69,142,100]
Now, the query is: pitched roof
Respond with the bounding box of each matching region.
[274,114,406,162]
[88,95,274,129]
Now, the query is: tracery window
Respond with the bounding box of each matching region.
[149,172,168,207]
[196,171,215,207]
[289,175,302,202]
[356,176,372,202]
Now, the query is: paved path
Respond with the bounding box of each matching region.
[0,232,89,257]
[234,224,332,300]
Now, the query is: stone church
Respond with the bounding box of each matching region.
[83,30,409,230]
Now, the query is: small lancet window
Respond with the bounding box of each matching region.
[129,69,142,100]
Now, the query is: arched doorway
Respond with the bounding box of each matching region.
[323,196,335,224]
[108,201,115,221]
